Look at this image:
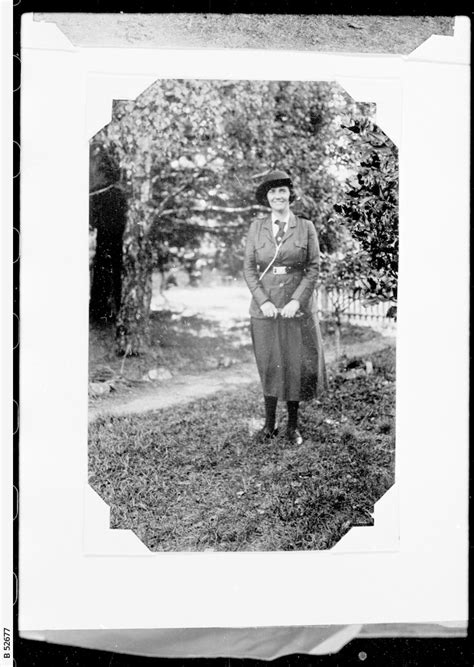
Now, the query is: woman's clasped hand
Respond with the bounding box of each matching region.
[260,299,300,318]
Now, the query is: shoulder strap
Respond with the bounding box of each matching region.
[259,238,284,281]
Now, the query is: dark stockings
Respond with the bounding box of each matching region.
[263,395,278,430]
[287,401,299,430]
[263,396,300,431]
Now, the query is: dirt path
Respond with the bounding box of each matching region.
[89,336,395,422]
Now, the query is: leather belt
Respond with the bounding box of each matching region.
[271,265,298,275]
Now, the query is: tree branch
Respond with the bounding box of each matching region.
[151,154,221,216]
[158,204,267,216]
[154,180,193,216]
[161,220,245,234]
[199,204,267,214]
[89,183,120,197]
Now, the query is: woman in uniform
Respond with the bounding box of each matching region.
[243,169,328,444]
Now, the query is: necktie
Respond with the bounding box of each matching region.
[275,219,286,245]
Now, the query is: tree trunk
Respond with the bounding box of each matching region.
[115,153,154,356]
[115,189,154,356]
[89,188,127,324]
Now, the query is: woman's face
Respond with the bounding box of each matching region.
[266,185,290,213]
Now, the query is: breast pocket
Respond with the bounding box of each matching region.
[255,239,274,266]
[293,240,308,263]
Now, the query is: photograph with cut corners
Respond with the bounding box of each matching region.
[88,78,398,552]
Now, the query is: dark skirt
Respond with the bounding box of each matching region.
[250,313,328,402]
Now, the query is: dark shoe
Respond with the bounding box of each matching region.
[255,426,278,443]
[286,427,303,445]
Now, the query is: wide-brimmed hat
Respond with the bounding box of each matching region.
[255,169,294,207]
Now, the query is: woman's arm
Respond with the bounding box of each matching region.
[243,220,271,308]
[290,220,320,307]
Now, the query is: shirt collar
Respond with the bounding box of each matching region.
[271,210,290,225]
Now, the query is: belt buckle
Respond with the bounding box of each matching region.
[273,266,286,275]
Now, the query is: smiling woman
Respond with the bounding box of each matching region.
[244,170,328,445]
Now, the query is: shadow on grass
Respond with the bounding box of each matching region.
[88,347,395,551]
[89,309,255,381]
[90,309,384,384]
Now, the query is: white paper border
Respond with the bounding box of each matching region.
[19,14,469,630]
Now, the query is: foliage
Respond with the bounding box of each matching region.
[91,80,374,353]
[88,346,395,551]
[333,117,399,303]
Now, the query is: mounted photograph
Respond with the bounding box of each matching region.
[87,78,398,552]
[19,10,468,640]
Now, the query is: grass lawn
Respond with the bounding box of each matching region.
[89,346,396,551]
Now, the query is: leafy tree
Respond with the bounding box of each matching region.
[333,117,399,304]
[90,80,381,354]
[93,80,273,353]
[316,114,398,353]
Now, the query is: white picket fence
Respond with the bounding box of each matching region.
[316,286,396,333]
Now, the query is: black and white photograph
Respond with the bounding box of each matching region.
[87,78,398,552]
[15,10,468,649]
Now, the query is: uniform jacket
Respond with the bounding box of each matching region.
[243,211,320,319]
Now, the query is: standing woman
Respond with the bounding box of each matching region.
[244,170,328,444]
